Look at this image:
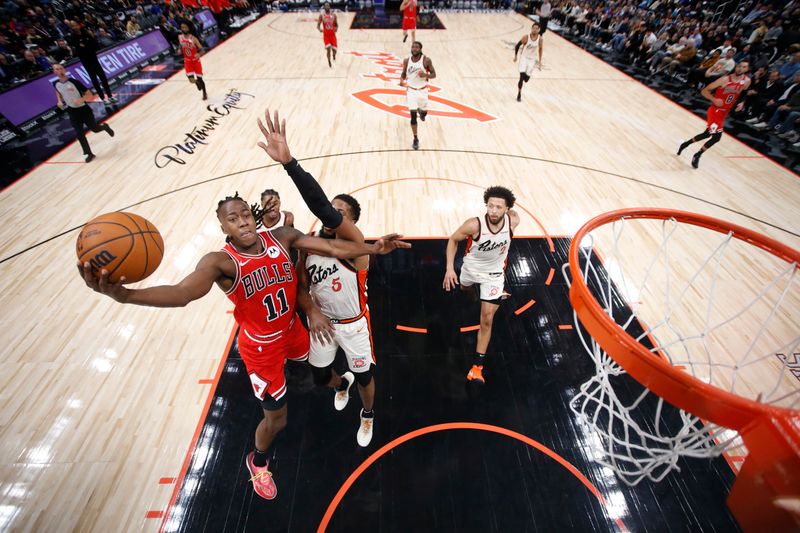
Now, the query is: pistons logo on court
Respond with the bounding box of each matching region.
[266,246,281,258]
[348,52,498,123]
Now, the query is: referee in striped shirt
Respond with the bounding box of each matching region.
[52,63,114,163]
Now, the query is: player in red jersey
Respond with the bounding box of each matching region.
[316,2,338,68]
[178,22,207,100]
[79,109,410,502]
[400,0,417,44]
[677,60,751,168]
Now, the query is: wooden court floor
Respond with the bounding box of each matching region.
[0,11,798,532]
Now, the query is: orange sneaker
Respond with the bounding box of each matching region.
[246,451,277,500]
[467,364,485,383]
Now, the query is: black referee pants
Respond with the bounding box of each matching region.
[67,105,105,155]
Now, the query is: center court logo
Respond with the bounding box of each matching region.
[153,89,255,168]
[348,51,497,123]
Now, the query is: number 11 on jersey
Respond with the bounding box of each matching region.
[263,288,289,321]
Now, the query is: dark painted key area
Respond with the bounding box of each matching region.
[165,238,738,533]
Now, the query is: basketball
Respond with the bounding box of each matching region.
[76,212,164,284]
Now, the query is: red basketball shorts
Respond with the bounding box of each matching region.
[184,57,203,77]
[706,106,729,133]
[402,16,417,30]
[323,30,337,49]
[238,316,310,403]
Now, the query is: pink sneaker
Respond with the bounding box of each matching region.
[246,451,277,500]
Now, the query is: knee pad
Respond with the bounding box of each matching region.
[354,366,373,387]
[410,110,417,126]
[311,365,332,387]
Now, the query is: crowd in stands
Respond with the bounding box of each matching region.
[548,0,800,147]
[0,0,251,90]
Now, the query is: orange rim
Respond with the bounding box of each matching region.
[568,208,800,431]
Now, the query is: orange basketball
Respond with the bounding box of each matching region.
[76,212,164,284]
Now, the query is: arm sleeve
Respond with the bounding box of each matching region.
[514,41,522,54]
[281,159,344,229]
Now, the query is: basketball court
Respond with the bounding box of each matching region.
[0,11,798,532]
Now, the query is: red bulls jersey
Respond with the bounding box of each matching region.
[713,74,749,111]
[403,0,417,18]
[179,33,198,60]
[222,231,297,340]
[322,12,336,31]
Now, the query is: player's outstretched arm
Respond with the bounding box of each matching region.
[274,227,410,259]
[256,108,344,230]
[78,252,223,307]
[443,218,479,291]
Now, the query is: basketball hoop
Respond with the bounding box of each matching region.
[564,208,800,532]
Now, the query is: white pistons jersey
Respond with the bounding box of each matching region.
[463,214,512,274]
[521,34,540,61]
[406,54,428,90]
[306,237,368,322]
[262,210,286,230]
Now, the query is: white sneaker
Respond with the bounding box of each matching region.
[334,371,354,411]
[752,121,768,129]
[357,409,374,447]
[745,117,760,123]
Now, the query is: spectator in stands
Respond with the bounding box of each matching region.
[777,50,800,80]
[687,26,702,48]
[657,38,695,76]
[744,69,783,121]
[752,71,800,129]
[649,35,685,73]
[689,47,737,88]
[97,27,115,48]
[19,49,44,79]
[0,53,13,87]
[742,3,768,25]
[761,90,800,140]
[32,46,52,71]
[126,17,142,38]
[747,20,768,45]
[764,19,783,44]
[47,17,70,41]
[52,38,73,62]
[158,16,179,53]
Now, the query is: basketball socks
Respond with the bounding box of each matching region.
[361,409,374,419]
[196,77,207,100]
[253,445,271,467]
[473,353,486,366]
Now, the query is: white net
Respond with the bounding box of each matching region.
[563,215,800,486]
